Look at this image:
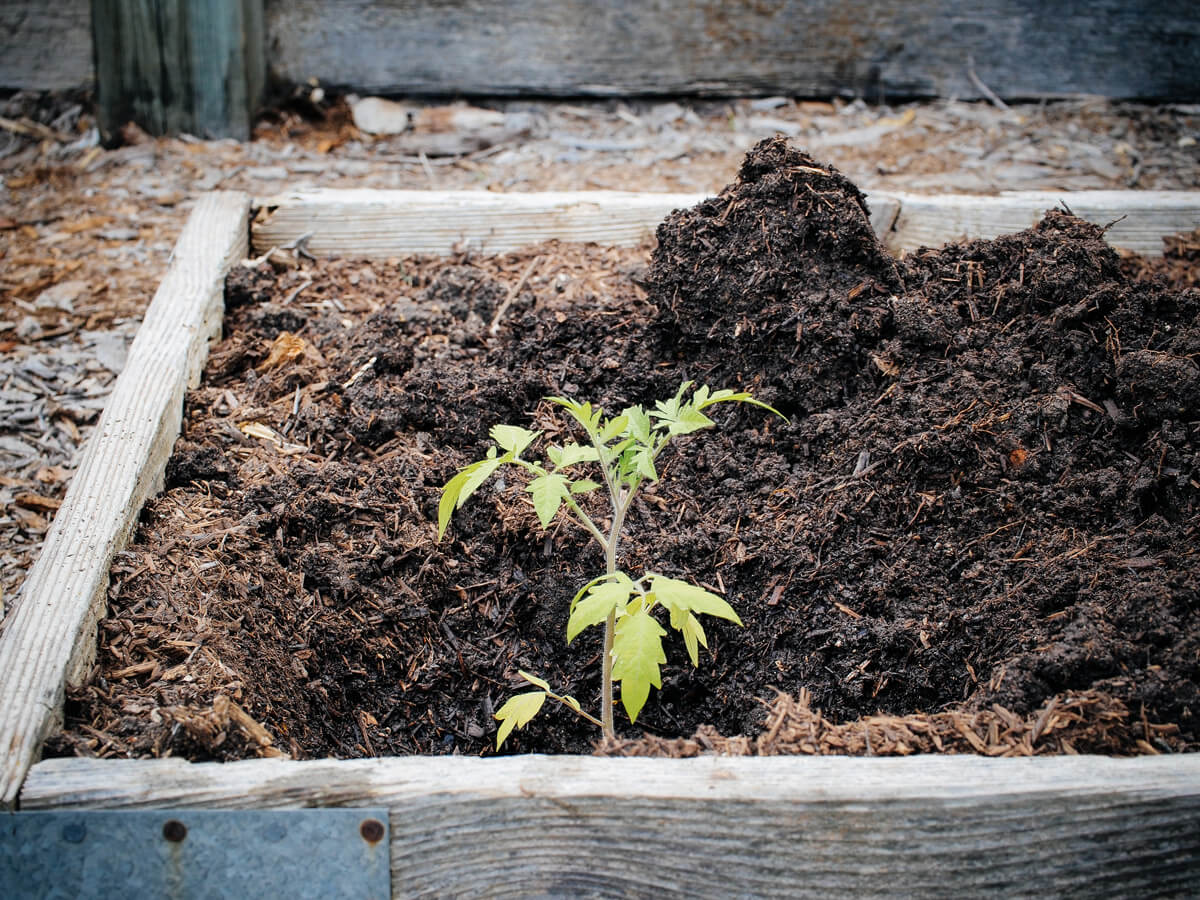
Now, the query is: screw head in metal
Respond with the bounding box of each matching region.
[359,818,385,844]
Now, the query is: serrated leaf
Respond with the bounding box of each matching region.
[569,478,601,494]
[490,424,539,456]
[633,446,658,481]
[437,455,506,539]
[518,670,550,691]
[611,608,667,722]
[526,472,569,528]
[567,573,635,643]
[548,442,600,468]
[494,691,547,749]
[459,455,506,503]
[666,405,715,436]
[650,574,743,625]
[624,405,652,444]
[548,396,602,433]
[598,413,629,444]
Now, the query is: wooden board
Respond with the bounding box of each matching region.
[269,0,1200,101]
[254,190,707,256]
[887,191,1200,257]
[9,1,1200,101]
[252,189,1199,259]
[92,0,265,143]
[0,192,250,810]
[0,0,92,91]
[21,753,1200,896]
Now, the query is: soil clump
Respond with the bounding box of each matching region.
[50,138,1197,761]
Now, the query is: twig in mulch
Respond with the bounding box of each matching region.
[489,254,542,336]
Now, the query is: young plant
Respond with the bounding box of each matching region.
[437,381,781,746]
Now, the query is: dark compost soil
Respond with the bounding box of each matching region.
[50,138,1198,762]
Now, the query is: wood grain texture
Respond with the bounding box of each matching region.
[22,754,1200,897]
[92,0,265,143]
[252,190,898,256]
[0,192,250,811]
[251,189,1199,259]
[267,0,1200,101]
[253,190,711,256]
[0,0,92,90]
[886,191,1200,257]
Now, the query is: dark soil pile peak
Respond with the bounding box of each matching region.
[646,137,902,416]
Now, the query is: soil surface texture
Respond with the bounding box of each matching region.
[51,138,1197,762]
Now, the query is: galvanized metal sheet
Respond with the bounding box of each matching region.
[0,808,390,899]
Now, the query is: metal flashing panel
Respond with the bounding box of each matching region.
[0,808,390,899]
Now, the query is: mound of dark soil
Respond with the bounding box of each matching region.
[50,139,1197,762]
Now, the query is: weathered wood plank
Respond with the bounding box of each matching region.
[252,190,897,257]
[252,189,1199,259]
[0,0,92,91]
[253,190,711,256]
[0,192,250,811]
[92,0,265,143]
[886,190,1200,257]
[269,0,1200,101]
[22,754,1200,897]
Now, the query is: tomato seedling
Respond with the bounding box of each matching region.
[438,381,781,746]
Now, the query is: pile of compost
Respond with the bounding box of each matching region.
[51,138,1197,762]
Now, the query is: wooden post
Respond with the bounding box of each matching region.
[91,0,264,143]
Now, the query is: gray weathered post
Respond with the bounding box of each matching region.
[92,0,264,143]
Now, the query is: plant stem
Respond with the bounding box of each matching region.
[546,691,604,728]
[599,489,632,739]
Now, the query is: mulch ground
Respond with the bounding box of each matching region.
[48,138,1198,762]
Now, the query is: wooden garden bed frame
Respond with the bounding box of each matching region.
[2,189,1199,895]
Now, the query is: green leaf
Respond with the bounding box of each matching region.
[518,670,550,691]
[548,396,602,434]
[569,478,601,495]
[526,472,569,528]
[649,574,743,625]
[624,405,652,444]
[560,694,582,713]
[611,608,667,722]
[665,405,715,436]
[437,455,506,539]
[694,388,786,420]
[597,413,630,444]
[632,446,658,481]
[680,613,708,667]
[494,691,547,749]
[567,572,635,643]
[489,424,539,456]
[547,442,600,468]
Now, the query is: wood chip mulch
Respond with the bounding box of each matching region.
[600,688,1188,758]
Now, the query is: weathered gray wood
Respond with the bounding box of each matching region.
[253,190,708,257]
[885,190,1200,257]
[252,189,894,257]
[0,192,250,811]
[92,0,265,143]
[0,1,92,91]
[22,754,1200,897]
[251,189,1199,260]
[269,0,1200,101]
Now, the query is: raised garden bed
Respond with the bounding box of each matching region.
[2,143,1199,895]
